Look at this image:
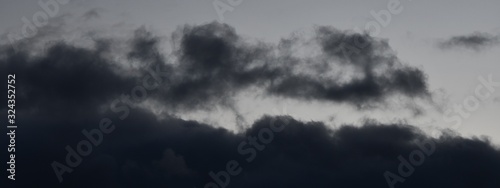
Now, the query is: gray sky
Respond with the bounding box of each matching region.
[1,0,499,142]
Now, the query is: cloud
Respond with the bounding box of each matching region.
[0,42,138,119]
[2,22,430,115]
[3,22,494,188]
[268,26,429,108]
[162,23,430,110]
[5,108,500,187]
[438,32,500,51]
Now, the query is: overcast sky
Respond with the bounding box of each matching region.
[1,0,500,187]
[4,0,496,141]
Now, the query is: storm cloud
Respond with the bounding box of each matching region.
[1,22,498,188]
[2,22,430,112]
[4,108,500,188]
[155,22,429,110]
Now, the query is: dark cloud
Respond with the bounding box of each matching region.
[2,22,430,113]
[3,22,494,188]
[438,32,500,51]
[161,23,430,110]
[4,108,500,188]
[0,42,137,120]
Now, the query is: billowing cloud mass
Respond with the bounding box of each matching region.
[145,22,429,110]
[3,110,500,188]
[1,22,499,188]
[438,32,500,51]
[2,22,430,113]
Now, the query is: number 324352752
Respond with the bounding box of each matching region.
[8,74,15,124]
